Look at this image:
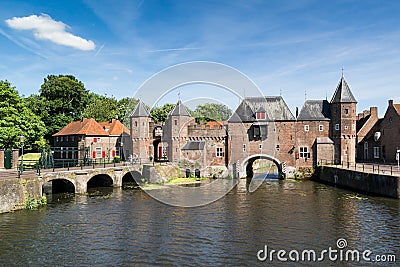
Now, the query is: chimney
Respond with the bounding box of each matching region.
[389,99,394,106]
[370,107,378,117]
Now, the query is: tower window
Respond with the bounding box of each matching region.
[335,124,340,131]
[243,144,246,152]
[345,108,349,114]
[319,125,324,131]
[304,125,309,132]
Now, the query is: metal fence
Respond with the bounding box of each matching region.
[318,159,400,176]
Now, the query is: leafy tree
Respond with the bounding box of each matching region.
[193,103,232,122]
[83,93,119,122]
[37,75,90,139]
[150,103,175,123]
[118,97,139,124]
[0,80,46,150]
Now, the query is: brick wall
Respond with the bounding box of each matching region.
[380,101,400,162]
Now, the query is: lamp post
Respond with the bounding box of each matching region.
[20,135,24,174]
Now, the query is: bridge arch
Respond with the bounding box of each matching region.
[122,171,142,187]
[241,154,284,179]
[87,174,113,189]
[42,178,76,194]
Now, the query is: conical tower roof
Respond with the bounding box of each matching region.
[331,76,357,103]
[130,100,151,117]
[169,100,191,117]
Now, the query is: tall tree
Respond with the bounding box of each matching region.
[150,103,175,123]
[117,97,139,125]
[83,93,119,122]
[38,75,89,139]
[194,103,232,122]
[0,81,46,150]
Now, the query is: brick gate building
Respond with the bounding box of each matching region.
[129,76,357,176]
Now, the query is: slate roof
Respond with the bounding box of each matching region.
[181,141,205,150]
[169,100,191,117]
[331,76,357,103]
[229,96,295,122]
[130,100,151,117]
[53,118,109,136]
[98,119,129,136]
[297,100,331,121]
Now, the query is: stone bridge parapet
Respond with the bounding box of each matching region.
[40,165,142,194]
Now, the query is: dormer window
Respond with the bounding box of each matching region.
[256,112,266,120]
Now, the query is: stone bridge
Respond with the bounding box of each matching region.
[40,165,145,194]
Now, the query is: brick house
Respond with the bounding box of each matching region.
[53,118,130,162]
[357,100,400,163]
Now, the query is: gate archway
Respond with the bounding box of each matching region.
[241,154,284,179]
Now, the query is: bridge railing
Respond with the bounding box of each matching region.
[17,157,142,177]
[318,159,400,176]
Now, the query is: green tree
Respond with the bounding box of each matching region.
[194,103,232,122]
[117,97,139,124]
[0,80,46,150]
[83,93,119,122]
[38,75,90,138]
[150,103,175,123]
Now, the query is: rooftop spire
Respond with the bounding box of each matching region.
[331,76,357,103]
[169,100,191,117]
[130,100,151,117]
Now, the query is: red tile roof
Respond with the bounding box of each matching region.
[53,118,129,136]
[98,119,129,136]
[206,121,227,127]
[393,104,400,116]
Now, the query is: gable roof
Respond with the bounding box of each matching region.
[169,100,191,117]
[98,119,129,136]
[229,96,295,122]
[53,118,109,136]
[297,100,331,121]
[331,76,357,103]
[130,100,151,117]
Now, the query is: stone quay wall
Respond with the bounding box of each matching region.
[0,176,42,213]
[313,165,399,198]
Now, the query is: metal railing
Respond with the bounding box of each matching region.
[16,157,141,178]
[318,159,400,176]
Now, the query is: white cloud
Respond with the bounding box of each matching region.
[5,14,95,51]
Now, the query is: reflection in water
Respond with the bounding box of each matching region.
[0,180,398,266]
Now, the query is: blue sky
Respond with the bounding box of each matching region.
[1,0,400,116]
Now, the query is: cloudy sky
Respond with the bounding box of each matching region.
[1,0,400,116]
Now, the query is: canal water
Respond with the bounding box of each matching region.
[0,179,399,266]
